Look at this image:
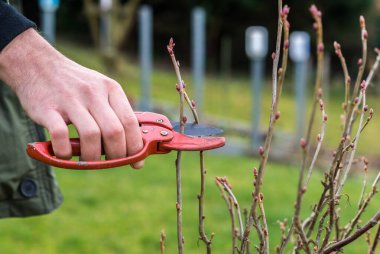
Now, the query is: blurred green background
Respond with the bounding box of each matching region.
[2,1,380,253]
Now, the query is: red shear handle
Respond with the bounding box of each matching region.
[26,126,174,170]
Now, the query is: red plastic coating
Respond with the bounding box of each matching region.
[26,112,225,170]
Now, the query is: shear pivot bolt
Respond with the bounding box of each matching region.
[156,118,164,123]
[160,130,169,136]
[142,129,149,134]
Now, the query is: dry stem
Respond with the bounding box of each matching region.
[322,211,380,254]
[216,178,238,254]
[240,1,289,252]
[199,152,212,254]
[369,224,380,254]
[342,171,380,239]
[167,38,185,254]
[160,229,166,254]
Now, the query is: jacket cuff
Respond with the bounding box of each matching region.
[0,1,37,51]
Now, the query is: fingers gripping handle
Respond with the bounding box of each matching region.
[27,126,173,170]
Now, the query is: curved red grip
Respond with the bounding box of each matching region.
[27,126,173,170]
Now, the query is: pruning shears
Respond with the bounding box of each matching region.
[26,112,225,170]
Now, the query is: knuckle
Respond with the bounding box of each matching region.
[103,123,124,141]
[81,127,101,141]
[122,115,139,129]
[79,83,97,96]
[49,125,69,141]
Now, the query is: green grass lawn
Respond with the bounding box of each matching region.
[0,153,378,253]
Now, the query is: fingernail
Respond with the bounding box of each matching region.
[131,160,145,169]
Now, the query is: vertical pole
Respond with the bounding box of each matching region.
[99,11,111,51]
[289,31,310,142]
[99,0,112,52]
[294,62,308,140]
[38,0,59,44]
[251,60,264,149]
[41,10,56,44]
[138,5,153,111]
[191,7,206,116]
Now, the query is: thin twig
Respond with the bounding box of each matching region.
[322,211,380,254]
[337,82,367,196]
[333,41,351,114]
[369,223,380,254]
[216,177,244,239]
[358,158,369,209]
[160,229,166,254]
[258,193,269,254]
[240,2,289,252]
[215,178,237,254]
[198,152,212,254]
[167,38,185,254]
[342,171,380,239]
[292,5,324,254]
[316,209,329,246]
[305,103,328,186]
[278,223,293,254]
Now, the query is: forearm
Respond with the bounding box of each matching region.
[0,28,64,94]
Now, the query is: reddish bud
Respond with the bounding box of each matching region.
[176,202,181,210]
[358,58,363,66]
[364,105,368,112]
[275,111,281,120]
[301,187,307,194]
[253,167,258,177]
[309,4,321,17]
[332,151,337,157]
[361,80,367,91]
[323,114,328,123]
[363,30,368,40]
[259,193,264,201]
[364,157,369,165]
[313,22,318,30]
[285,21,290,29]
[369,108,374,117]
[360,16,366,29]
[272,52,276,60]
[317,88,323,98]
[283,5,290,15]
[191,99,196,108]
[318,42,324,53]
[175,83,180,92]
[258,146,264,157]
[334,41,342,57]
[300,138,307,149]
[354,97,359,105]
[340,137,346,144]
[334,41,341,50]
[167,38,175,55]
[284,40,289,50]
[319,99,324,111]
[263,229,268,236]
[182,116,187,124]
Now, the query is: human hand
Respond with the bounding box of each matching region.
[0,28,144,168]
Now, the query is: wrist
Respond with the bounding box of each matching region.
[0,28,63,94]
